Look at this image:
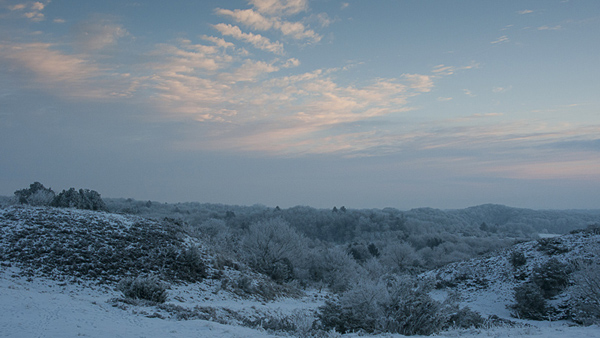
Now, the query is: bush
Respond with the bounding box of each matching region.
[317,278,445,335]
[14,182,55,206]
[509,251,527,269]
[170,246,207,282]
[117,276,168,303]
[241,218,304,282]
[51,188,107,211]
[511,282,547,320]
[446,306,485,329]
[383,292,443,335]
[531,258,570,299]
[570,259,600,325]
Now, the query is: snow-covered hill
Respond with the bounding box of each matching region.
[1,205,600,337]
[429,227,600,321]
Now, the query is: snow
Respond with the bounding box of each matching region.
[2,268,599,338]
[0,268,282,338]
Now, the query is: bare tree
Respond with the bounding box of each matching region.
[571,258,600,324]
[242,218,304,281]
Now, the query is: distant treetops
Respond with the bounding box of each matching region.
[14,182,107,211]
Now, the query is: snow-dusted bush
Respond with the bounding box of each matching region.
[511,282,547,320]
[168,246,207,282]
[117,276,168,303]
[509,250,527,269]
[532,258,570,299]
[241,218,305,282]
[14,182,55,206]
[381,242,422,273]
[306,246,361,293]
[446,306,485,329]
[317,277,446,335]
[51,187,107,211]
[570,259,600,325]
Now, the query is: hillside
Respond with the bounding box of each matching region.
[1,205,600,337]
[429,227,600,322]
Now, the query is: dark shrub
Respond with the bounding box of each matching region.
[532,258,570,299]
[51,188,107,211]
[536,238,569,255]
[383,292,443,335]
[511,282,547,320]
[446,306,485,329]
[117,276,168,303]
[509,251,527,269]
[14,182,55,206]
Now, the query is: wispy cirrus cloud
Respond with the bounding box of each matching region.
[216,8,321,42]
[491,35,509,44]
[213,23,285,54]
[249,0,307,16]
[538,25,561,31]
[432,62,479,76]
[517,9,534,15]
[72,16,129,52]
[0,42,136,99]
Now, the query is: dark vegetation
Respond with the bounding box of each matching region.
[0,207,206,283]
[13,182,107,211]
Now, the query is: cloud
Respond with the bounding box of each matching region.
[53,18,65,23]
[31,1,45,11]
[437,97,452,101]
[463,89,475,97]
[73,17,129,52]
[219,59,280,83]
[341,3,349,10]
[216,8,321,42]
[249,0,307,16]
[282,57,300,68]
[432,62,479,76]
[517,9,534,15]
[491,35,509,44]
[402,74,433,92]
[0,42,135,99]
[538,25,561,30]
[8,4,27,10]
[165,70,435,155]
[492,86,512,93]
[213,23,285,54]
[9,1,49,21]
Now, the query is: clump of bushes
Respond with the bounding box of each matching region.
[511,282,548,320]
[446,306,486,329]
[511,258,571,320]
[531,258,570,299]
[14,181,107,211]
[316,277,466,335]
[569,258,600,325]
[117,276,168,303]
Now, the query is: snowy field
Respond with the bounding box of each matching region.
[2,268,600,338]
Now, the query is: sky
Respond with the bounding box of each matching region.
[1,0,599,210]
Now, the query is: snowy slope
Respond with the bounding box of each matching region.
[428,229,600,321]
[2,205,600,337]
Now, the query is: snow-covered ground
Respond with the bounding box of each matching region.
[2,267,600,338]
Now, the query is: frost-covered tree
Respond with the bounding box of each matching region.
[51,188,107,211]
[14,182,55,206]
[570,257,600,324]
[241,218,305,282]
[381,242,421,272]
